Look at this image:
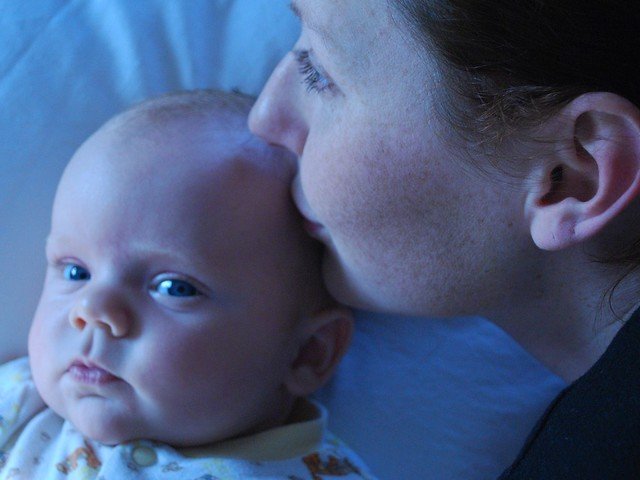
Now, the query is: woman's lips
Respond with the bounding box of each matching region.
[68,360,119,385]
[303,218,325,237]
[291,180,326,240]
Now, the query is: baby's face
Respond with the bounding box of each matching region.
[28,116,317,446]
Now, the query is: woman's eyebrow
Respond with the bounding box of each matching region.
[289,0,302,19]
[289,0,333,45]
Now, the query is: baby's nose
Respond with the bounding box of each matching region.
[69,286,132,338]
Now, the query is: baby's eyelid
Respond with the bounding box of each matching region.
[62,263,91,281]
[156,279,200,297]
[150,274,210,298]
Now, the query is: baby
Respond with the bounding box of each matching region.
[0,90,372,479]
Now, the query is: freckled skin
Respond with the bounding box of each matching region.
[249,1,638,381]
[250,0,536,319]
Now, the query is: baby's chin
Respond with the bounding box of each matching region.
[66,411,142,446]
[66,413,182,446]
[45,397,146,446]
[66,414,227,448]
[52,391,295,448]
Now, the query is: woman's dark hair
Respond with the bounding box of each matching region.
[393,1,640,143]
[392,0,640,303]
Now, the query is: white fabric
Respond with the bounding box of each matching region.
[0,1,566,479]
[314,313,565,479]
[0,358,373,480]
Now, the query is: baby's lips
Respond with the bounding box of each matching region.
[68,359,120,385]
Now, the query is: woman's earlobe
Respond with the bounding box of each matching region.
[284,307,353,397]
[526,92,640,251]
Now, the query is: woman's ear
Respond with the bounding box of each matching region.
[284,307,353,397]
[526,92,640,251]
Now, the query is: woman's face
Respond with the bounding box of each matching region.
[250,0,534,317]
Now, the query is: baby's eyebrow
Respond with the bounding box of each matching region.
[45,234,64,250]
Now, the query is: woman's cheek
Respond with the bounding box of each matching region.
[301,141,389,270]
[302,133,372,225]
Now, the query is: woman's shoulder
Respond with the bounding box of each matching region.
[499,307,640,478]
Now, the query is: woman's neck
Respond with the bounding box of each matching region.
[488,253,638,383]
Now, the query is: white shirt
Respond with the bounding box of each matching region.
[0,357,373,480]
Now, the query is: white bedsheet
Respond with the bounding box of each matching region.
[0,2,566,478]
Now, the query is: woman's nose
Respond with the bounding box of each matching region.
[249,52,308,156]
[69,285,132,338]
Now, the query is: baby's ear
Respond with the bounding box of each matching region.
[525,92,640,250]
[285,307,353,397]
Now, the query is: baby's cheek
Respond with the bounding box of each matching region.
[28,317,58,409]
[28,314,50,365]
[133,332,208,402]
[132,342,222,438]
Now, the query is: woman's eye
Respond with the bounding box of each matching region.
[63,264,90,281]
[294,49,334,94]
[156,279,200,298]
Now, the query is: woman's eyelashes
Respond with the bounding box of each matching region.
[294,49,334,93]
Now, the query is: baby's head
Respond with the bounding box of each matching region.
[28,90,352,447]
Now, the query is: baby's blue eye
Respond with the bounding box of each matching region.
[156,279,200,297]
[63,264,90,281]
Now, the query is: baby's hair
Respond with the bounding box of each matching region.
[98,89,293,185]
[105,89,255,134]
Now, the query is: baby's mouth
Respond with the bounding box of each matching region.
[68,360,120,385]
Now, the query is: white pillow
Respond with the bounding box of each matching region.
[0,1,566,478]
[314,312,564,478]
[0,0,299,357]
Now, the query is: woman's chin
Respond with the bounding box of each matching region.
[321,250,444,317]
[322,254,380,311]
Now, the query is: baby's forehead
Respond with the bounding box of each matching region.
[58,121,299,240]
[105,95,295,182]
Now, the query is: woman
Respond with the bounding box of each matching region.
[249,0,640,477]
